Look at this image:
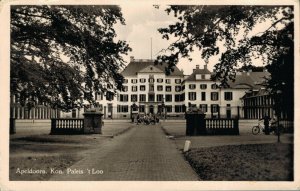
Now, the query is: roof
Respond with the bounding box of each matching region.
[184,66,269,90]
[228,71,270,89]
[184,67,212,82]
[121,59,184,76]
[242,88,270,99]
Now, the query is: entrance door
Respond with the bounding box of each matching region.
[149,105,154,114]
[226,104,231,118]
[108,103,113,118]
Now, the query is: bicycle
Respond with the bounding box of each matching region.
[252,121,265,135]
[252,120,284,135]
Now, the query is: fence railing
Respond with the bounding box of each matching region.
[280,120,294,133]
[51,118,84,135]
[205,118,239,135]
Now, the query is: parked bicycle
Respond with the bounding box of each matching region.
[252,120,284,135]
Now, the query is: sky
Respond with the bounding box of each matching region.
[114,4,212,75]
[113,4,288,75]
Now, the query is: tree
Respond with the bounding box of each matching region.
[11,5,131,111]
[155,5,294,118]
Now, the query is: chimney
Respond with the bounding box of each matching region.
[204,64,208,70]
[130,56,134,62]
[196,65,199,69]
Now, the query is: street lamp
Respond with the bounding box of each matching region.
[276,89,282,143]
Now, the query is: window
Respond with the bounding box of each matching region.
[123,79,128,84]
[188,92,197,101]
[181,93,185,101]
[211,104,219,113]
[119,94,128,102]
[149,85,154,92]
[201,74,205,79]
[132,104,138,112]
[175,105,184,113]
[211,84,218,89]
[131,79,137,84]
[224,92,233,101]
[175,79,181,84]
[166,86,172,92]
[200,84,207,89]
[175,94,181,102]
[157,94,163,102]
[95,92,103,101]
[157,85,163,91]
[199,104,208,113]
[131,94,137,102]
[189,84,196,89]
[139,94,146,102]
[165,79,171,84]
[165,94,172,102]
[175,86,181,92]
[182,85,185,91]
[140,85,146,91]
[122,86,128,92]
[201,92,206,101]
[117,105,128,113]
[211,92,219,101]
[106,92,114,101]
[139,105,145,113]
[166,105,172,112]
[149,94,155,102]
[140,78,146,83]
[149,78,155,83]
[132,86,137,92]
[108,103,113,112]
[157,78,163,83]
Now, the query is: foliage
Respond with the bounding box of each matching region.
[155,5,294,118]
[266,45,294,119]
[155,5,293,85]
[11,5,131,111]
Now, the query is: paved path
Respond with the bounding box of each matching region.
[50,124,199,181]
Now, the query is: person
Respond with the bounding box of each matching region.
[136,114,140,125]
[144,114,149,125]
[261,115,271,135]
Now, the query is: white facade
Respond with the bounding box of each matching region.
[62,59,267,119]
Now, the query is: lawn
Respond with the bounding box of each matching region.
[9,134,109,180]
[185,143,293,181]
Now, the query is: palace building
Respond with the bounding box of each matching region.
[63,58,269,119]
[11,57,270,120]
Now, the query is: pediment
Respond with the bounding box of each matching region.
[139,65,163,73]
